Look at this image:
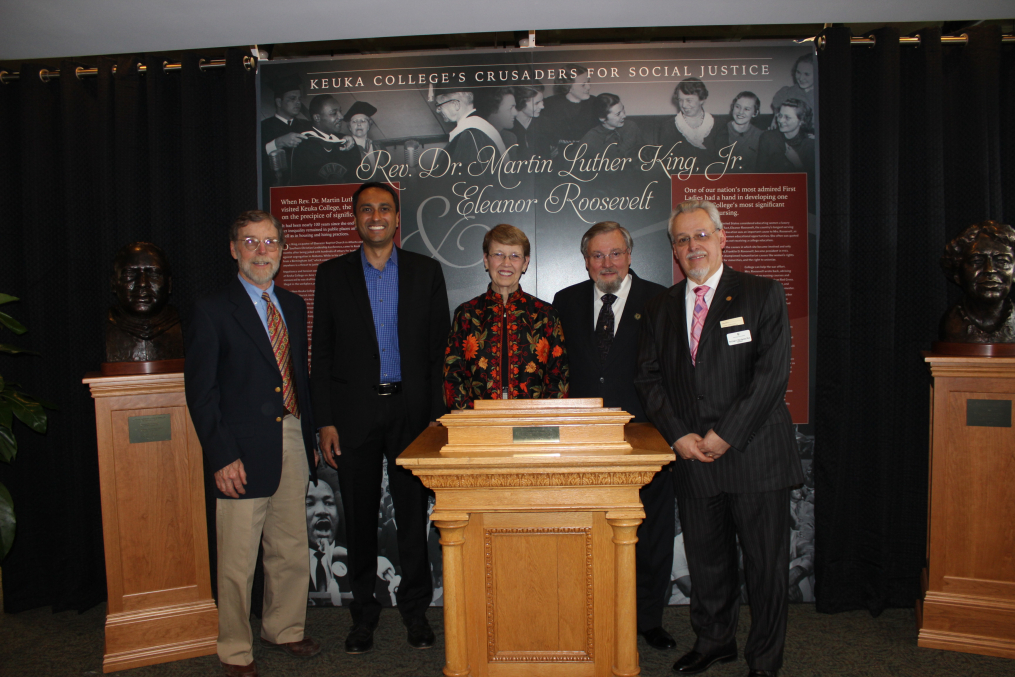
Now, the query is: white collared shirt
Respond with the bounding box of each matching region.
[684,264,724,348]
[592,272,633,336]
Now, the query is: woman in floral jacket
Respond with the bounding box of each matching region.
[444,224,569,409]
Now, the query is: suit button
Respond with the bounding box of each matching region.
[697,395,704,401]
[276,416,282,422]
[599,377,605,384]
[275,387,281,392]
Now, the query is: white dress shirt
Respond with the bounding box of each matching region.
[592,272,633,336]
[684,264,724,348]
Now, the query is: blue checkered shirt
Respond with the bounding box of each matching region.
[360,246,401,382]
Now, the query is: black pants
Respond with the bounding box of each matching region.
[334,393,433,628]
[636,464,675,631]
[678,487,791,672]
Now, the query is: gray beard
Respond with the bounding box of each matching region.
[595,275,623,295]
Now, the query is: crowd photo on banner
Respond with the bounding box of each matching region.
[255,42,819,609]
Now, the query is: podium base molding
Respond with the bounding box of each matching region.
[102,599,218,672]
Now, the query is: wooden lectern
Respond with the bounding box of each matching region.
[917,354,1015,659]
[397,398,675,677]
[84,371,218,672]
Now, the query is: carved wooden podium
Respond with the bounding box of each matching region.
[83,370,218,672]
[397,398,675,677]
[917,354,1015,659]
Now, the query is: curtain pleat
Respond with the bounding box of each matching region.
[0,51,254,613]
[814,24,1013,614]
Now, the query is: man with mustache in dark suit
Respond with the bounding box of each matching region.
[635,200,803,677]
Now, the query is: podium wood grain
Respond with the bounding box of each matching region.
[84,371,217,672]
[918,355,1015,659]
[398,401,674,677]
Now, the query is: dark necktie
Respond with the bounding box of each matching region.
[596,293,617,362]
[262,292,300,418]
[315,551,327,593]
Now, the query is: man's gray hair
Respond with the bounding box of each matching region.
[580,221,634,257]
[667,199,723,244]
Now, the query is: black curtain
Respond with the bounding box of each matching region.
[0,49,255,613]
[813,25,1015,614]
[1,31,1013,616]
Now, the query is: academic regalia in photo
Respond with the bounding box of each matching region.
[289,128,362,186]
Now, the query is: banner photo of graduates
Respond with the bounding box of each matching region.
[257,41,818,607]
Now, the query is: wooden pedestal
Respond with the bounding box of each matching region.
[917,355,1015,659]
[398,399,675,677]
[84,371,218,672]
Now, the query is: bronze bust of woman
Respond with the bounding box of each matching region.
[105,242,184,362]
[939,220,1015,344]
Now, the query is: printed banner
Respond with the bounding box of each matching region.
[259,41,818,606]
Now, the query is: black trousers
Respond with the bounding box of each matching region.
[677,487,791,672]
[334,393,433,628]
[636,464,675,631]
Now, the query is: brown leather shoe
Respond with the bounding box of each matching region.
[220,660,258,677]
[260,636,322,657]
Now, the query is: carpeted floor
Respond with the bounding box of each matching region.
[1,602,1014,676]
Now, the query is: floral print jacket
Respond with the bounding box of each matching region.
[444,287,569,409]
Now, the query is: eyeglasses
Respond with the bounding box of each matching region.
[487,252,524,263]
[238,237,287,252]
[671,229,716,248]
[435,98,461,111]
[588,249,629,263]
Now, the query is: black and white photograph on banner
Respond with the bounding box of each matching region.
[264,41,821,609]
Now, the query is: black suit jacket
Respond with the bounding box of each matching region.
[311,248,450,449]
[552,271,666,422]
[635,266,803,497]
[185,277,317,499]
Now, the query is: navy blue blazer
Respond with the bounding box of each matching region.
[185,276,317,499]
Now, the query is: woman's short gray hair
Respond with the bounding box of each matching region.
[580,221,634,257]
[667,200,722,244]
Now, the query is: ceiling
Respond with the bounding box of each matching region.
[0,0,1012,63]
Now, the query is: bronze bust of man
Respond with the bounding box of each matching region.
[939,220,1015,344]
[105,242,185,362]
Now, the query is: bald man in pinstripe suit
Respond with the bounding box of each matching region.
[635,200,803,677]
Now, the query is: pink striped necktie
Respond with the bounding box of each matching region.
[689,285,709,366]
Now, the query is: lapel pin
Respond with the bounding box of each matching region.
[634,313,641,320]
[726,296,732,301]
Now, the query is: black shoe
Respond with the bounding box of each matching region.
[672,647,738,674]
[344,625,374,654]
[747,671,778,677]
[639,626,677,650]
[407,618,436,649]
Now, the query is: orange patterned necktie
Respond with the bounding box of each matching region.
[262,292,300,418]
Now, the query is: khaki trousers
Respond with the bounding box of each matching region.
[216,415,310,666]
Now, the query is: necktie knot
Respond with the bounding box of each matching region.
[601,293,617,307]
[693,285,709,299]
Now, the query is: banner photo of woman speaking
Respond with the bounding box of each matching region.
[257,41,818,606]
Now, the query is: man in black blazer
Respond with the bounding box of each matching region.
[185,211,321,677]
[635,200,803,677]
[261,75,312,206]
[551,221,675,651]
[312,182,450,654]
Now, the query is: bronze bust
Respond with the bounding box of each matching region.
[105,242,184,362]
[939,220,1015,344]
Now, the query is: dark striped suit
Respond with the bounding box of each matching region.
[635,265,803,672]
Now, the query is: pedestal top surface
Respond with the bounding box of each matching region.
[397,422,675,469]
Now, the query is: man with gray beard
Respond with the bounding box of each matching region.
[552,221,674,650]
[185,210,321,677]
